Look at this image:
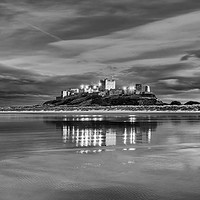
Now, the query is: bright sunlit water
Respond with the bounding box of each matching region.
[0,113,200,200]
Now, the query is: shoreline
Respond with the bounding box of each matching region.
[1,110,200,114]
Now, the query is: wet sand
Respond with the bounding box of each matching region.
[1,145,200,200]
[1,113,200,199]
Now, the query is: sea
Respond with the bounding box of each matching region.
[0,113,200,200]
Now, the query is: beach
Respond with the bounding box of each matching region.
[1,113,200,199]
[1,145,200,200]
[2,0,200,199]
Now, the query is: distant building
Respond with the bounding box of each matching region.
[142,85,146,93]
[99,78,116,91]
[99,80,105,91]
[70,88,79,95]
[144,85,151,93]
[61,89,79,98]
[135,84,142,94]
[105,79,116,90]
[61,90,68,98]
[82,85,99,93]
[58,78,152,99]
[82,85,91,93]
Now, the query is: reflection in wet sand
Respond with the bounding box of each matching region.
[61,115,154,147]
[62,125,116,147]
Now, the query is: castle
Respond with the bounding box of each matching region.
[57,78,151,100]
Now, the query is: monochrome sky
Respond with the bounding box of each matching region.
[1,0,200,106]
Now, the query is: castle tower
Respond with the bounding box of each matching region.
[145,85,151,93]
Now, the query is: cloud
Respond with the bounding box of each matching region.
[1,0,200,105]
[49,10,200,66]
[0,63,101,106]
[2,0,200,53]
[181,49,200,61]
[159,79,181,87]
[0,63,48,93]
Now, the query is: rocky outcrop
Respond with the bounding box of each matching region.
[43,93,163,106]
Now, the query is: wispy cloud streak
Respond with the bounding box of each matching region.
[23,21,62,41]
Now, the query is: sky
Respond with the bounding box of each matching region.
[1,0,200,106]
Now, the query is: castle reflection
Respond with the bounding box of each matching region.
[58,115,157,147]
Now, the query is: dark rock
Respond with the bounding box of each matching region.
[170,101,182,105]
[184,101,200,105]
[43,93,163,106]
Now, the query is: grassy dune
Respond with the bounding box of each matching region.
[1,105,200,112]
